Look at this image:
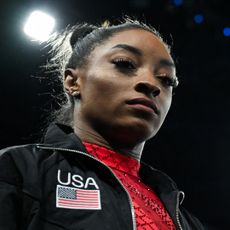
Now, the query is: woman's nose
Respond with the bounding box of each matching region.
[135,81,161,97]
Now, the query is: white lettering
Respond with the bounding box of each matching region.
[57,170,99,189]
[72,175,84,188]
[57,169,70,185]
[85,177,99,189]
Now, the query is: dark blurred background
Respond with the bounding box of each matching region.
[0,0,229,229]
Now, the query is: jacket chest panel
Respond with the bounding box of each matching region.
[33,155,133,230]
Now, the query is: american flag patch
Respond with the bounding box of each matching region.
[56,185,101,210]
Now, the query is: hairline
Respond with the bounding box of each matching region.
[74,26,170,70]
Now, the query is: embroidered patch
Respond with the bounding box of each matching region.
[56,185,101,210]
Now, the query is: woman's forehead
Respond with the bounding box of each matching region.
[105,29,165,48]
[91,29,172,61]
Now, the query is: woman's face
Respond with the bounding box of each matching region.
[73,29,176,145]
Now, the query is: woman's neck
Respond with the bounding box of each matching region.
[73,124,145,161]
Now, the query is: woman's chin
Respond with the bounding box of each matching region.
[106,121,159,147]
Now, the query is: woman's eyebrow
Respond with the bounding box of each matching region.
[159,59,176,69]
[111,44,143,56]
[111,44,175,69]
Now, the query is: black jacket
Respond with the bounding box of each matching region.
[0,123,205,230]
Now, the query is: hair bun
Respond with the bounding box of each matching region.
[70,24,97,49]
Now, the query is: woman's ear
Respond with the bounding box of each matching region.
[64,68,80,96]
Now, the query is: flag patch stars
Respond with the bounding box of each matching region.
[56,185,101,210]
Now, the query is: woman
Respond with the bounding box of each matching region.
[0,19,204,229]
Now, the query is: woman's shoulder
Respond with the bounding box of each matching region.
[0,144,37,188]
[0,143,36,155]
[0,144,54,186]
[0,144,44,167]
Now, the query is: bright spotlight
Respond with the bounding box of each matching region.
[24,10,55,42]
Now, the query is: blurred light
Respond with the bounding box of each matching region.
[24,10,55,42]
[173,0,183,6]
[223,27,230,37]
[194,14,204,24]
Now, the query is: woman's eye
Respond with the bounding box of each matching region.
[157,75,179,88]
[112,58,136,71]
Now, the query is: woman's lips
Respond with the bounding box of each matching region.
[126,98,160,115]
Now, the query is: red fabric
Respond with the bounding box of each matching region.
[83,142,176,230]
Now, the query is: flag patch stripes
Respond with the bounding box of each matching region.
[56,185,101,210]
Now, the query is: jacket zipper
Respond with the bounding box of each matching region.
[37,145,136,230]
[176,191,185,230]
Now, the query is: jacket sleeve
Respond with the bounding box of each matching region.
[180,206,206,230]
[0,149,23,230]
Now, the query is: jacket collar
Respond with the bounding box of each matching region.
[42,123,182,227]
[43,123,87,152]
[44,123,179,194]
